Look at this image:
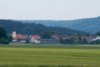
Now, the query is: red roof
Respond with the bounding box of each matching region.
[32,35,41,40]
[16,34,26,39]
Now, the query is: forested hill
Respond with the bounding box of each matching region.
[23,16,100,34]
[0,20,88,35]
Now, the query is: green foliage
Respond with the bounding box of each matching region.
[26,39,30,43]
[60,39,74,44]
[61,37,88,44]
[7,35,13,42]
[0,27,9,44]
[0,38,9,44]
[41,31,54,39]
[75,37,88,44]
[92,40,100,44]
[0,27,7,38]
[96,31,100,36]
[0,20,88,35]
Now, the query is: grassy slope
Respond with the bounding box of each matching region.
[0,44,100,67]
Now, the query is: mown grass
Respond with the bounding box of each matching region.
[0,44,100,67]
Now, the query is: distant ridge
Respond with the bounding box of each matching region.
[21,16,100,34]
[0,20,88,35]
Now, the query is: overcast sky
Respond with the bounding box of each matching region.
[0,0,100,20]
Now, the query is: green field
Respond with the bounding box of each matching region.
[0,44,100,67]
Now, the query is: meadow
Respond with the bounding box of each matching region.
[0,44,100,67]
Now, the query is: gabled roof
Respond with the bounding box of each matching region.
[16,34,27,39]
[31,35,41,40]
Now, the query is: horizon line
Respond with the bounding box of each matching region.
[0,16,100,21]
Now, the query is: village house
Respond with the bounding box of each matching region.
[13,34,27,43]
[12,31,42,44]
[81,35,96,43]
[11,31,98,44]
[52,35,69,40]
[12,31,27,43]
[30,35,41,44]
[92,36,100,41]
[40,35,68,44]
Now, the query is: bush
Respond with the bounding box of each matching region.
[91,40,100,44]
[0,27,9,44]
[0,38,9,44]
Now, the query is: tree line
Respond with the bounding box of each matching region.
[0,20,88,35]
[0,19,93,44]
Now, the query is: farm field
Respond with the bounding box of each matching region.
[0,44,100,67]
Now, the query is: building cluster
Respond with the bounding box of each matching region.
[12,31,100,44]
[12,31,41,44]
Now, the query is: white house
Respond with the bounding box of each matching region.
[30,35,41,44]
[92,36,100,41]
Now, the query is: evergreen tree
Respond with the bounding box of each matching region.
[41,31,54,39]
[96,31,100,36]
[0,27,9,44]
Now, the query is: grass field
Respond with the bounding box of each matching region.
[0,44,100,67]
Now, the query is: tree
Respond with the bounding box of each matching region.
[0,20,88,35]
[91,40,100,44]
[41,31,54,39]
[60,38,74,44]
[0,27,7,38]
[96,31,100,36]
[0,27,9,44]
[60,36,88,44]
[7,35,13,42]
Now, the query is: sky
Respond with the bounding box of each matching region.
[0,0,100,20]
